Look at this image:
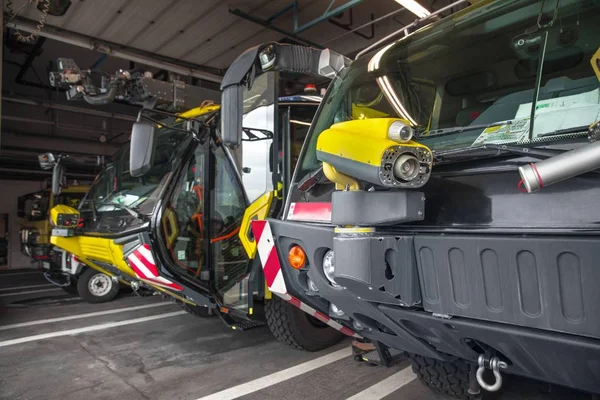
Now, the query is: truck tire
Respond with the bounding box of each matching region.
[77,268,119,303]
[180,302,214,317]
[409,354,478,399]
[265,296,344,351]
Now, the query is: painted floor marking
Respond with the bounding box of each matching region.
[0,311,186,348]
[0,284,55,292]
[0,302,174,331]
[195,348,350,400]
[0,271,40,276]
[0,288,62,297]
[345,367,416,400]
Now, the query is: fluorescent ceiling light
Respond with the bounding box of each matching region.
[395,0,431,18]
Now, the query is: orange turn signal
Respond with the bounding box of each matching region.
[288,245,307,269]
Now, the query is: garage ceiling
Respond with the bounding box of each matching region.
[7,0,463,72]
[1,0,467,180]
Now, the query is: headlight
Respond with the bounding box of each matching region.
[323,250,339,287]
[388,120,413,143]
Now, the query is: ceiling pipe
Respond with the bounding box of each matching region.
[1,115,130,138]
[3,96,137,122]
[5,17,223,83]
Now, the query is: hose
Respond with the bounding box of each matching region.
[82,85,118,105]
[6,0,50,43]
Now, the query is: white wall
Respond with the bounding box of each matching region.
[0,180,46,269]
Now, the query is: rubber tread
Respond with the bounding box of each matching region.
[265,295,344,351]
[409,353,479,399]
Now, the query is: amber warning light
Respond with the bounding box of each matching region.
[288,245,307,269]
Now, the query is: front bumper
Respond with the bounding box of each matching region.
[267,218,600,394]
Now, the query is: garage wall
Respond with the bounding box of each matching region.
[0,180,46,270]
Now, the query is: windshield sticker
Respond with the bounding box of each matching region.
[515,88,600,138]
[471,118,530,146]
[177,250,186,261]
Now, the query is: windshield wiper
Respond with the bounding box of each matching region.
[418,120,514,139]
[103,203,143,220]
[434,143,566,163]
[537,124,590,138]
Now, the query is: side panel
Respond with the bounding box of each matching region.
[414,235,600,339]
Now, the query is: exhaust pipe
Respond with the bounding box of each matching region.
[519,136,600,193]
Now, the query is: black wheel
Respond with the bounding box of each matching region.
[180,302,214,317]
[77,268,119,304]
[61,282,79,296]
[265,296,344,352]
[409,354,479,400]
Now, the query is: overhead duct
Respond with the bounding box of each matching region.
[3,96,137,122]
[4,17,223,83]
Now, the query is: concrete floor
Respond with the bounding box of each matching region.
[0,270,594,400]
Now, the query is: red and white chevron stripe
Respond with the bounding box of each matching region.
[252,220,360,338]
[127,244,183,291]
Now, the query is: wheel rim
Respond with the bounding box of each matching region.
[88,273,113,297]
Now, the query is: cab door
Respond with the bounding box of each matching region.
[157,132,251,312]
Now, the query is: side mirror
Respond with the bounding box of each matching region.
[52,163,64,195]
[130,120,156,177]
[221,85,244,148]
[38,153,56,170]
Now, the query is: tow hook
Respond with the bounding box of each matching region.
[476,354,507,392]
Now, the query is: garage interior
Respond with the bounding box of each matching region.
[1,1,599,399]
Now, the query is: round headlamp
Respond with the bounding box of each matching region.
[322,250,340,288]
[388,121,414,143]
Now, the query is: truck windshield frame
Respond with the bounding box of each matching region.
[296,0,600,177]
[83,118,201,217]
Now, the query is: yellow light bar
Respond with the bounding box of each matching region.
[395,0,431,18]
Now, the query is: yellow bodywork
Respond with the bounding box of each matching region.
[322,163,360,191]
[239,192,275,300]
[50,204,80,227]
[51,233,192,304]
[20,185,88,246]
[592,47,600,82]
[239,191,274,259]
[317,118,431,167]
[46,104,223,304]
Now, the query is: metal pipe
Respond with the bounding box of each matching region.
[294,0,363,34]
[519,140,600,193]
[3,96,137,121]
[323,8,405,45]
[1,129,121,145]
[4,17,223,83]
[1,115,129,137]
[230,8,324,49]
[355,0,468,59]
[2,115,54,125]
